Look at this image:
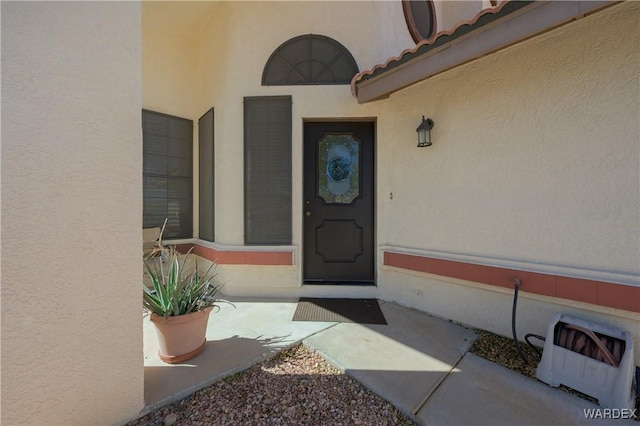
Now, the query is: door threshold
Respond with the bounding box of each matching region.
[303,280,376,286]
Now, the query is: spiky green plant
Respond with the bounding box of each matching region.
[143,222,221,317]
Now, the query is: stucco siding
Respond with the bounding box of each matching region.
[1,2,144,424]
[378,268,640,363]
[141,1,638,363]
[377,1,639,276]
[143,1,412,292]
[143,30,201,120]
[437,0,484,32]
[195,1,411,249]
[376,1,639,363]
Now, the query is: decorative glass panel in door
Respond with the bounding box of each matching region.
[318,134,360,204]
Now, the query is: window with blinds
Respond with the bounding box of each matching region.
[199,108,215,242]
[244,96,292,245]
[142,109,193,239]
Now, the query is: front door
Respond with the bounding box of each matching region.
[303,121,374,284]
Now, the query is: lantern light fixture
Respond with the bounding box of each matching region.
[416,116,434,147]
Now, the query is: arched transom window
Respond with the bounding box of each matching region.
[262,34,359,86]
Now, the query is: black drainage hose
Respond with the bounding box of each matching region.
[512,278,529,365]
[525,333,546,359]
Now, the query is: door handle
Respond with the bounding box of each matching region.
[305,211,312,217]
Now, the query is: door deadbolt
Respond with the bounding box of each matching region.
[305,211,311,217]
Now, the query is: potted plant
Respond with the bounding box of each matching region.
[143,221,222,364]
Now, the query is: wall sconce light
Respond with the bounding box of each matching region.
[416,116,434,147]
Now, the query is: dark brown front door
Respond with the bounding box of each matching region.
[303,121,374,285]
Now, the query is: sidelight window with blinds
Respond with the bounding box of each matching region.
[244,96,292,245]
[142,109,193,239]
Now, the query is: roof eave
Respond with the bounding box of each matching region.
[354,0,618,104]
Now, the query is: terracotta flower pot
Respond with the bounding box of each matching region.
[150,306,213,364]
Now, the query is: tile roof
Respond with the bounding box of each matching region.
[350,0,533,97]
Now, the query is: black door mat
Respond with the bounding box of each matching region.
[292,298,387,325]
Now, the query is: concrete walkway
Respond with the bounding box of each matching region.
[142,298,633,425]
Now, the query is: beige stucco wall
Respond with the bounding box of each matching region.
[378,268,640,364]
[142,1,638,362]
[377,1,639,278]
[143,1,413,293]
[142,6,203,120]
[2,2,144,424]
[436,0,484,33]
[376,1,640,363]
[196,1,412,251]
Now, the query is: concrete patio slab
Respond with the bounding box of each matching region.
[143,298,335,411]
[303,301,477,416]
[141,299,634,425]
[416,352,634,425]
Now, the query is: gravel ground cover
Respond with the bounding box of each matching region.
[132,328,638,425]
[470,329,541,378]
[471,329,640,421]
[129,345,414,426]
